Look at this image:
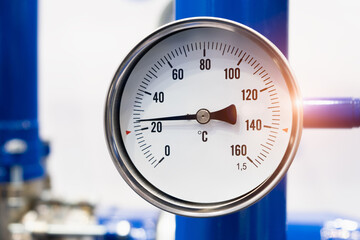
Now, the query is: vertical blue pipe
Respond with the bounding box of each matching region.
[175,0,288,57]
[175,1,288,239]
[0,0,48,182]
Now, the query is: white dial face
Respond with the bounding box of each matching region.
[106,18,302,215]
[119,27,294,203]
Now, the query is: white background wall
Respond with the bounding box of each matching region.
[39,0,360,218]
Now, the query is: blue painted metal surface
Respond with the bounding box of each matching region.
[287,213,360,240]
[287,213,325,240]
[175,0,288,57]
[175,0,288,239]
[176,179,286,240]
[0,0,48,182]
[96,207,158,240]
[303,98,360,128]
[287,223,322,240]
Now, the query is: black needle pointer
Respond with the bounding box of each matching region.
[137,104,237,125]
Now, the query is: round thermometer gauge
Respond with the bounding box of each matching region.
[105,17,302,217]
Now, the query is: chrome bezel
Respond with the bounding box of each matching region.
[105,17,302,217]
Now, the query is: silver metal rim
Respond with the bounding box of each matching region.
[105,17,303,217]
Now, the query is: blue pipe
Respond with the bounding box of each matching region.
[175,0,288,56]
[0,0,48,182]
[175,179,286,240]
[175,0,288,239]
[303,98,360,128]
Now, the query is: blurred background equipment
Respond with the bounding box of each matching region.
[1,0,360,239]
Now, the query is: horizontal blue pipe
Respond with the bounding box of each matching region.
[303,98,360,128]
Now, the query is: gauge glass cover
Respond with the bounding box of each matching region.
[105,17,302,217]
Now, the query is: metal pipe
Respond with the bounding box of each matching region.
[0,1,49,239]
[174,0,288,239]
[0,0,49,183]
[303,98,360,128]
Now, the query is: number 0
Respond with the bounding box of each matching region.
[165,145,170,156]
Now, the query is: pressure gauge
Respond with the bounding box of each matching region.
[105,17,302,217]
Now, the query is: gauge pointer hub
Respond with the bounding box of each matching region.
[138,104,237,125]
